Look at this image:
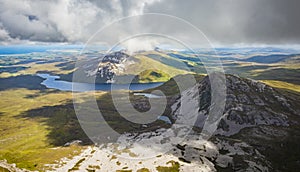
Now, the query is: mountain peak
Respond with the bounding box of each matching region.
[172,74,299,136]
[102,51,130,63]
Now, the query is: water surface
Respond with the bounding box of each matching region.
[37,73,163,92]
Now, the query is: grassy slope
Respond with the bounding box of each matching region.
[125,54,192,82]
[96,91,170,134]
[137,69,171,83]
[0,89,85,171]
[0,61,74,78]
[143,51,192,71]
[251,68,300,85]
[0,87,175,171]
[261,80,300,93]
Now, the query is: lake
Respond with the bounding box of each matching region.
[37,73,163,92]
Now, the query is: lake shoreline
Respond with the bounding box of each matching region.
[37,73,164,92]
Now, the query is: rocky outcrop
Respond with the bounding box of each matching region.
[180,74,299,136]
[170,74,300,171]
[96,51,135,83]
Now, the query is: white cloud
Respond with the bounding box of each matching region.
[0,0,162,44]
[121,37,159,54]
[47,0,100,42]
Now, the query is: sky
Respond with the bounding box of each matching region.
[0,0,300,46]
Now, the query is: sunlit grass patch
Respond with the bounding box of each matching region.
[0,61,75,78]
[261,80,300,93]
[0,88,85,170]
[127,54,192,81]
[156,160,180,172]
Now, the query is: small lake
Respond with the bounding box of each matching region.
[133,93,164,98]
[37,73,163,92]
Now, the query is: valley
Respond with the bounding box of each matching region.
[0,46,300,171]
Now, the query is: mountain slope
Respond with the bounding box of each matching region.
[170,74,300,171]
[192,74,297,135]
[49,74,300,171]
[68,51,191,83]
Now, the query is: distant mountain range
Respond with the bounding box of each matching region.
[55,48,300,85]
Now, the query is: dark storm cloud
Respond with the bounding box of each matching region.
[146,0,300,44]
[0,0,299,45]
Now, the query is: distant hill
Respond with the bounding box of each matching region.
[61,51,191,84]
[241,54,299,63]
